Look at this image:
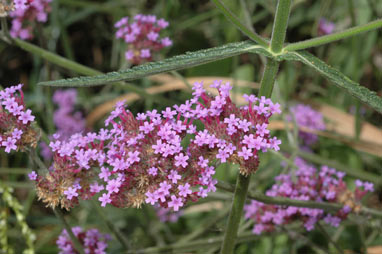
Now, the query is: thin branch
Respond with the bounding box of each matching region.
[284,19,382,51]
[211,0,269,48]
[53,209,85,254]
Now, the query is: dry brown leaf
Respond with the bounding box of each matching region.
[367,246,382,254]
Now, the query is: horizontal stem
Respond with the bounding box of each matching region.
[13,38,100,76]
[211,0,269,48]
[216,181,382,218]
[131,231,258,254]
[284,19,382,51]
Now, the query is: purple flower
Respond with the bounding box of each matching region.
[99,193,111,207]
[28,171,37,181]
[168,195,183,211]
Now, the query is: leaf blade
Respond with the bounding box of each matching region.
[38,41,270,87]
[284,51,382,113]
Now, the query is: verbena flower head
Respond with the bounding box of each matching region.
[244,157,374,235]
[287,103,325,146]
[34,80,281,211]
[114,14,172,64]
[40,89,86,160]
[56,226,111,254]
[0,84,38,153]
[318,18,335,35]
[9,0,51,39]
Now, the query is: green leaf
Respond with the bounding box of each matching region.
[282,51,382,114]
[38,41,271,87]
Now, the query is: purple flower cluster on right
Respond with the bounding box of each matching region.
[244,157,374,235]
[57,226,111,254]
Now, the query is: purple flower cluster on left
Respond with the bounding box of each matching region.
[9,0,52,40]
[0,84,38,153]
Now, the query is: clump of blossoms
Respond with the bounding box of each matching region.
[56,226,111,254]
[0,84,38,153]
[114,14,172,64]
[34,80,281,211]
[244,157,374,235]
[40,89,86,160]
[287,104,325,146]
[9,0,51,39]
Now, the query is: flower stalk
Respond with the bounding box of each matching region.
[219,1,292,253]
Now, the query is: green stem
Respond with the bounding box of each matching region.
[53,209,85,254]
[0,17,11,43]
[258,59,279,97]
[211,0,269,47]
[11,38,100,76]
[220,1,291,253]
[317,222,344,254]
[220,174,251,254]
[90,200,130,250]
[132,231,258,254]
[284,19,382,51]
[270,0,292,53]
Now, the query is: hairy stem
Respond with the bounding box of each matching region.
[211,0,269,47]
[53,209,85,254]
[220,1,292,253]
[270,0,292,53]
[220,174,251,254]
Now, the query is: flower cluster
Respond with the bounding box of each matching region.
[0,84,38,153]
[9,0,51,39]
[318,18,335,35]
[287,104,325,146]
[244,157,374,235]
[56,226,110,254]
[34,80,281,211]
[40,89,86,160]
[115,14,172,64]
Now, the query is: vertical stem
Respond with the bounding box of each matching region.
[220,1,293,253]
[90,200,130,250]
[258,59,279,97]
[53,209,85,254]
[220,174,251,254]
[270,0,292,53]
